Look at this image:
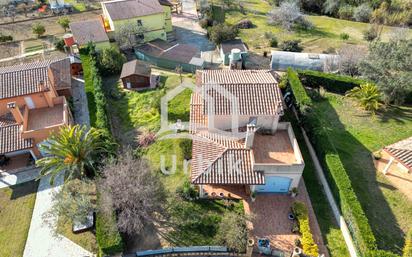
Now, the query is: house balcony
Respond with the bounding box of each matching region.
[22,96,72,140]
[251,122,305,173]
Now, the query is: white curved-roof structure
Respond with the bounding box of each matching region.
[270,50,340,72]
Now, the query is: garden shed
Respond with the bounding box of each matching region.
[135,39,205,73]
[120,59,152,90]
[270,50,339,72]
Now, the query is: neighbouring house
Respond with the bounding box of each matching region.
[120,59,155,90]
[189,69,305,197]
[270,50,340,72]
[69,19,110,50]
[0,58,73,168]
[220,39,248,67]
[381,137,412,174]
[101,0,172,42]
[135,39,204,72]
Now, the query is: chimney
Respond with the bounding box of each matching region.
[245,123,257,149]
[7,102,24,124]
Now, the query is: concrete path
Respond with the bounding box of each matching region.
[0,168,40,189]
[72,77,90,127]
[23,174,93,257]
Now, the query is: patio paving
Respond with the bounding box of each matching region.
[243,181,329,257]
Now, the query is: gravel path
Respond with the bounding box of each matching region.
[23,174,93,257]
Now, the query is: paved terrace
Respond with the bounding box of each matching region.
[252,131,296,164]
[27,103,65,131]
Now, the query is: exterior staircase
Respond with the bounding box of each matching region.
[166,31,176,42]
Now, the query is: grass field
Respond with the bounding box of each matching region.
[311,92,412,254]
[57,217,97,253]
[223,0,411,54]
[80,54,97,126]
[0,181,38,257]
[284,111,350,257]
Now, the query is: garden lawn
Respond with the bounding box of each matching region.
[311,92,412,254]
[57,217,98,253]
[222,0,411,54]
[0,181,38,257]
[80,54,97,126]
[284,111,349,257]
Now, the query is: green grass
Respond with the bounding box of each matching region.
[284,111,350,257]
[223,0,411,53]
[311,92,412,254]
[80,54,97,126]
[57,217,97,253]
[0,181,38,257]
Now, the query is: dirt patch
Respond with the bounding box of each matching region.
[0,42,20,59]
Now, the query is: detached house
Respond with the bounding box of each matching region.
[101,0,173,42]
[189,70,304,197]
[0,58,73,165]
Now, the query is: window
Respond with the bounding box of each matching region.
[137,19,142,26]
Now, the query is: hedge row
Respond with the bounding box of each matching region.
[286,69,377,254]
[292,201,319,256]
[403,230,412,257]
[96,211,124,257]
[297,70,367,94]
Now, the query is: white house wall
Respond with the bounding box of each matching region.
[211,115,279,131]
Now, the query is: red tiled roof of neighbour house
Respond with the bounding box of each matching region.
[0,123,33,155]
[199,69,283,116]
[0,58,71,99]
[384,136,412,171]
[189,92,207,133]
[102,0,163,21]
[191,132,265,185]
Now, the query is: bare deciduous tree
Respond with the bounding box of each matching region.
[268,0,313,31]
[114,21,146,50]
[338,44,366,76]
[99,151,166,235]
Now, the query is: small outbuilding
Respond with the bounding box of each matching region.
[120,59,152,90]
[220,39,248,66]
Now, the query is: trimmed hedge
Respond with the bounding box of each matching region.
[286,69,378,254]
[292,201,319,256]
[297,70,367,94]
[96,211,124,257]
[403,230,412,257]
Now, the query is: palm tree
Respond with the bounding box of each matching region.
[37,125,109,184]
[345,83,382,113]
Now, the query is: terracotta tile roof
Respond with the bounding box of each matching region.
[70,19,109,46]
[191,132,265,185]
[199,70,283,116]
[384,136,412,171]
[0,124,33,154]
[120,59,151,78]
[0,58,71,99]
[102,0,163,21]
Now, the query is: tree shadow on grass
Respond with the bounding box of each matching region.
[377,105,412,124]
[10,180,38,200]
[294,26,336,39]
[315,98,407,254]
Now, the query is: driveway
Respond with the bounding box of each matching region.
[172,0,215,52]
[244,181,329,256]
[71,77,90,127]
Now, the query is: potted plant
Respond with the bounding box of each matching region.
[290,187,298,197]
[251,191,256,202]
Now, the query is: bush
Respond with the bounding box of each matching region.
[99,46,126,74]
[216,212,248,253]
[236,19,254,29]
[176,180,197,200]
[279,39,303,52]
[96,211,124,257]
[340,33,349,40]
[292,201,319,257]
[353,3,372,22]
[199,18,212,29]
[208,24,239,45]
[32,22,46,38]
[297,70,367,94]
[54,38,65,51]
[137,129,156,147]
[363,26,378,41]
[286,69,378,253]
[338,4,354,20]
[0,34,13,42]
[269,36,278,47]
[179,139,192,160]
